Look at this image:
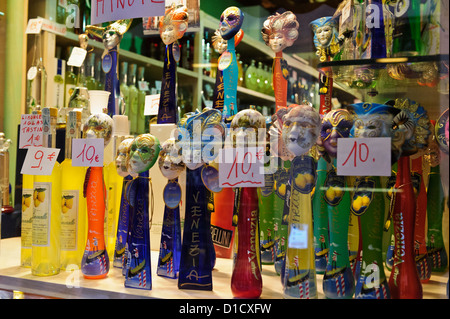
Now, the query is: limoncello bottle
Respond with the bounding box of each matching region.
[60,110,87,270]
[31,107,62,276]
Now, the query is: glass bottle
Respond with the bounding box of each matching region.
[56,0,66,25]
[64,56,77,109]
[31,107,62,276]
[60,110,87,270]
[119,62,130,117]
[128,64,139,134]
[244,60,258,92]
[237,54,244,87]
[27,33,47,114]
[85,52,97,91]
[256,61,265,93]
[137,66,148,134]
[391,0,422,56]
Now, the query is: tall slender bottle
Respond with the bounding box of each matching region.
[128,64,139,134]
[136,66,148,134]
[27,33,47,114]
[85,53,97,91]
[60,110,87,270]
[119,62,130,117]
[31,107,62,276]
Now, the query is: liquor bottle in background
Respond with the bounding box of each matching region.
[56,0,66,25]
[119,62,130,117]
[27,33,47,114]
[31,107,62,276]
[391,0,422,56]
[128,64,139,134]
[95,57,104,90]
[85,52,97,91]
[137,66,148,134]
[60,110,87,270]
[244,60,258,92]
[64,48,77,109]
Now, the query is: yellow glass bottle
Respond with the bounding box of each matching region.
[128,64,139,134]
[31,107,62,276]
[60,110,87,270]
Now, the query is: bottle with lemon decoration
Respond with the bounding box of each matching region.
[60,110,87,270]
[31,107,62,276]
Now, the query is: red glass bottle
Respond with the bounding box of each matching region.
[388,156,422,299]
[231,187,262,298]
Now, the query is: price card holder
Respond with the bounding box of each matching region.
[337,137,391,177]
[218,147,265,188]
[19,114,43,149]
[21,147,60,176]
[67,47,87,67]
[144,94,160,116]
[72,138,104,167]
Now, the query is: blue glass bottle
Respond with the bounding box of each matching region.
[157,42,178,124]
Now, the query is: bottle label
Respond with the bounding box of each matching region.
[21,189,34,248]
[32,182,52,247]
[61,190,79,251]
[65,84,76,107]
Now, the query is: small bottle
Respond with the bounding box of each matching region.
[60,110,87,270]
[85,53,97,91]
[244,60,258,92]
[64,60,77,109]
[31,107,62,276]
[128,64,139,134]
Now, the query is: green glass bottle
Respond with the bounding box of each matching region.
[85,52,97,91]
[128,64,139,134]
[119,62,130,117]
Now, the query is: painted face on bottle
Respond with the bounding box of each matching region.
[282,105,321,157]
[219,7,244,40]
[159,4,189,45]
[115,138,134,177]
[269,32,286,53]
[158,138,185,180]
[353,114,392,138]
[102,28,122,50]
[128,134,161,174]
[320,110,353,158]
[83,113,114,147]
[230,108,266,148]
[212,30,228,54]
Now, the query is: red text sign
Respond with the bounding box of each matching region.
[21,147,60,176]
[72,138,104,167]
[19,114,43,149]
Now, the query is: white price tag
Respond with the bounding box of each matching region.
[19,114,43,149]
[67,47,87,67]
[21,147,60,176]
[26,18,43,34]
[218,147,265,188]
[144,94,160,116]
[72,138,104,167]
[337,137,391,176]
[138,81,150,92]
[288,223,309,249]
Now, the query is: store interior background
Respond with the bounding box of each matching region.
[0,0,448,298]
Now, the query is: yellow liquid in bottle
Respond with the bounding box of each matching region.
[31,162,62,276]
[104,161,122,260]
[21,174,35,267]
[129,85,139,134]
[60,159,87,270]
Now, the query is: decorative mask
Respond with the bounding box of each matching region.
[176,108,226,170]
[261,11,299,53]
[269,106,295,161]
[309,16,340,62]
[128,134,161,174]
[219,7,244,40]
[435,108,449,155]
[86,19,133,50]
[83,113,114,147]
[115,138,136,177]
[318,109,353,158]
[212,29,244,54]
[159,4,189,45]
[230,107,266,148]
[281,104,321,157]
[158,138,185,180]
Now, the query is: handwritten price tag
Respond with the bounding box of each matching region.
[144,94,160,116]
[19,114,43,149]
[72,138,104,167]
[337,137,391,176]
[21,147,60,176]
[218,147,265,188]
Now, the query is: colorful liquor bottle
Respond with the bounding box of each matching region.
[31,107,62,276]
[60,110,87,270]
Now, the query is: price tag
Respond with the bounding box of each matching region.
[25,18,43,34]
[72,138,104,167]
[67,47,87,67]
[337,137,391,176]
[19,114,43,149]
[218,51,232,71]
[218,147,265,188]
[287,223,309,249]
[144,94,160,116]
[138,81,150,92]
[21,147,60,176]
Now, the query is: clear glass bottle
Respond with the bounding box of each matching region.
[119,62,130,116]
[64,56,77,109]
[60,110,87,270]
[137,66,148,134]
[85,52,97,91]
[31,107,62,276]
[27,33,47,114]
